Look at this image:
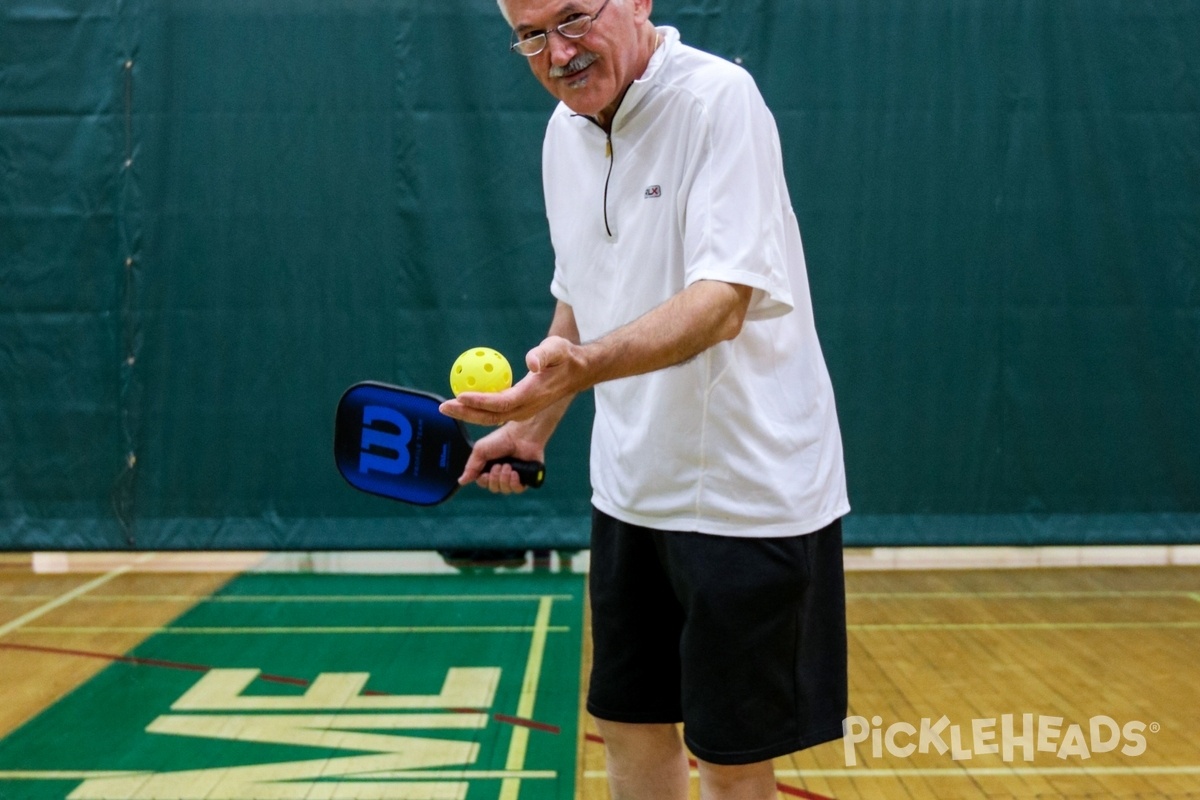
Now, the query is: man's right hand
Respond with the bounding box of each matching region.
[462,424,546,494]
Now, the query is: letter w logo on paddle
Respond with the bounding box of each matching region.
[358,405,413,475]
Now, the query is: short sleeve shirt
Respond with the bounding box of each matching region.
[542,28,849,536]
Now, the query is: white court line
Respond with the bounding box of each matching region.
[846,590,1199,599]
[499,596,554,800]
[585,765,1200,779]
[0,594,576,603]
[848,621,1200,631]
[0,769,556,781]
[0,554,155,639]
[0,771,150,780]
[15,625,571,635]
[844,545,1200,570]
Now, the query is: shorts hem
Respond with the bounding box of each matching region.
[684,722,845,766]
[587,701,683,726]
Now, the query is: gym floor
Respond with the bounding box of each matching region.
[1,548,1198,799]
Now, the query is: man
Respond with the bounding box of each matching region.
[440,0,850,797]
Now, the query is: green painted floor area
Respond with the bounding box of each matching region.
[0,571,584,800]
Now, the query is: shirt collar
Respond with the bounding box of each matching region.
[567,25,680,134]
[609,25,678,131]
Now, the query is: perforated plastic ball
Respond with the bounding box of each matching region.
[450,347,513,397]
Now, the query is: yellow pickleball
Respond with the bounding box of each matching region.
[450,347,513,397]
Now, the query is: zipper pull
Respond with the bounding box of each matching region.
[605,138,612,159]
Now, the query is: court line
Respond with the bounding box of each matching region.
[0,771,150,780]
[0,554,154,639]
[340,769,557,780]
[584,765,1200,779]
[848,622,1200,631]
[773,765,1200,778]
[15,625,571,635]
[0,594,577,603]
[21,621,1197,634]
[0,641,560,735]
[6,590,1192,603]
[499,596,554,800]
[846,590,1200,599]
[0,769,558,781]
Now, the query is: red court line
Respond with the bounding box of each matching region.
[493,713,562,734]
[584,732,835,800]
[1,641,210,672]
[0,641,558,734]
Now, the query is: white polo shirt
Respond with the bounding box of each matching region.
[542,27,849,537]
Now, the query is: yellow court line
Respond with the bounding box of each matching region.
[848,622,1200,631]
[499,596,555,800]
[1190,593,1200,604]
[15,625,570,635]
[0,554,155,639]
[584,765,1200,779]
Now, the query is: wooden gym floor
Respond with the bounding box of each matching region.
[0,549,1198,799]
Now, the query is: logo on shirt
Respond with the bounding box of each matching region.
[644,185,662,199]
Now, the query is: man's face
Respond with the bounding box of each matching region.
[506,0,650,122]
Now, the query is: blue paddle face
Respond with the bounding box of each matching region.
[334,383,473,506]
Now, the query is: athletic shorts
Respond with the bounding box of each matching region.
[586,508,848,766]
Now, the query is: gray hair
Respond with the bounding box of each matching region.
[497,0,627,29]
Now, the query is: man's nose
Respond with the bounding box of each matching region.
[546,30,578,66]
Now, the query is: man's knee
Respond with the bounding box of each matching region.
[593,719,683,759]
[695,757,776,796]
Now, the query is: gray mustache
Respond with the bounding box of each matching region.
[549,52,598,79]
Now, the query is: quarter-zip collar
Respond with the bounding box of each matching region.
[567,26,678,137]
[561,27,678,239]
[608,25,676,133]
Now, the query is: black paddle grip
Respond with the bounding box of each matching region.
[482,458,546,488]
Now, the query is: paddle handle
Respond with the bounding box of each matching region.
[483,458,546,488]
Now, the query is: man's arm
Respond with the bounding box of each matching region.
[440,279,753,428]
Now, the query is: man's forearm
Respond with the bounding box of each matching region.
[572,279,752,391]
[439,280,752,427]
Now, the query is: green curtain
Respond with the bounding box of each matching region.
[2,0,1197,548]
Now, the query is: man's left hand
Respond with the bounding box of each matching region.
[440,336,583,426]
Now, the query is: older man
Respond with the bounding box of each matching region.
[440,1,850,797]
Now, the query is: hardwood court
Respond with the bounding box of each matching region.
[0,552,583,800]
[0,552,245,740]
[1,551,1198,799]
[578,562,1200,800]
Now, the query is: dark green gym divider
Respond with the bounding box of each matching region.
[2,0,1198,548]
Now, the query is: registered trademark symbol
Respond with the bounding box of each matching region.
[1150,722,1161,734]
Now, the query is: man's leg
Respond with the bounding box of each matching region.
[594,718,689,800]
[695,758,776,800]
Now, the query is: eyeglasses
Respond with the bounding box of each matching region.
[509,0,610,57]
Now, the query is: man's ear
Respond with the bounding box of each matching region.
[633,0,653,25]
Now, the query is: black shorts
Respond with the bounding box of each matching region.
[586,508,847,766]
